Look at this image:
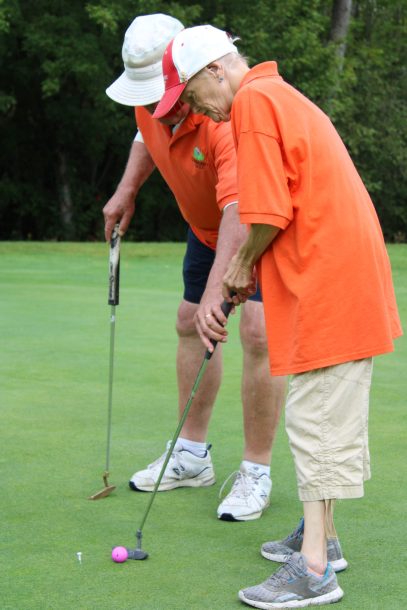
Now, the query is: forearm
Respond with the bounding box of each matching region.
[222,223,280,303]
[116,140,155,198]
[236,223,280,269]
[103,140,155,240]
[195,202,245,350]
[205,203,247,292]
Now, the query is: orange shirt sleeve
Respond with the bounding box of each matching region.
[207,122,238,211]
[232,88,292,230]
[237,132,293,229]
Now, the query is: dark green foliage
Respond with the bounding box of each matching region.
[330,0,407,241]
[0,0,406,241]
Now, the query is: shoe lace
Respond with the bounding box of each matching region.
[218,470,259,500]
[148,442,177,470]
[148,441,211,470]
[265,557,305,587]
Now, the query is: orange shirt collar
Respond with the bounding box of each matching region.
[239,61,282,89]
[169,109,205,145]
[134,107,205,145]
[177,110,205,133]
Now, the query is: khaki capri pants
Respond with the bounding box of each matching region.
[285,358,373,502]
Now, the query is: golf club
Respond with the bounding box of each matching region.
[89,225,121,500]
[122,297,235,559]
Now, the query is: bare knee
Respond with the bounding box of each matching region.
[240,301,269,357]
[176,300,199,339]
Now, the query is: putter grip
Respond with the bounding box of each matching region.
[206,297,235,360]
[108,226,121,306]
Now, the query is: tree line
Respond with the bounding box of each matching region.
[1,0,406,242]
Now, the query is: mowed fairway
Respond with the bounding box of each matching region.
[1,242,406,610]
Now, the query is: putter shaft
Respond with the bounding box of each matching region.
[127,297,234,557]
[89,226,121,500]
[138,355,209,533]
[105,305,116,474]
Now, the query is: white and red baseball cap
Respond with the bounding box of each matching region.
[152,25,239,118]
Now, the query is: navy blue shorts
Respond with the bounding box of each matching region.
[182,228,262,304]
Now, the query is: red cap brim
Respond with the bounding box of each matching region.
[152,82,187,119]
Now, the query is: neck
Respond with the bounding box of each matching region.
[230,62,250,95]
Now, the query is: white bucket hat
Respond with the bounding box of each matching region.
[106,13,184,106]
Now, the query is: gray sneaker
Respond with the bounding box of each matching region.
[239,552,344,608]
[261,518,348,573]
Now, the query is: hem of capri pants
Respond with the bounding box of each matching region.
[299,484,367,502]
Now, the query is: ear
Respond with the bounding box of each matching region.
[206,61,224,80]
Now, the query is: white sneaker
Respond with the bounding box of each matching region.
[217,463,271,521]
[129,442,216,492]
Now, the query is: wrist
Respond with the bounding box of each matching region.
[236,245,256,270]
[202,280,223,300]
[116,182,138,200]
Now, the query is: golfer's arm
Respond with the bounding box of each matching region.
[103,140,156,240]
[236,223,280,268]
[116,140,156,197]
[204,202,247,292]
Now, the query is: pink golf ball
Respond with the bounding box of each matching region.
[112,546,128,563]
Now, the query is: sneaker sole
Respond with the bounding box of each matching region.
[329,558,348,573]
[218,500,269,522]
[129,474,216,492]
[260,550,348,573]
[238,585,344,608]
[218,510,265,522]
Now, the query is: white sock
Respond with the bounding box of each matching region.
[176,437,208,457]
[241,460,270,477]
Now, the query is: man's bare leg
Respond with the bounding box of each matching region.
[176,299,222,441]
[128,300,220,491]
[217,300,286,520]
[240,300,286,465]
[302,500,328,574]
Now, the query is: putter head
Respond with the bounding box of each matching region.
[88,484,116,500]
[127,548,149,560]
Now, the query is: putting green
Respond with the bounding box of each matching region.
[0,242,405,609]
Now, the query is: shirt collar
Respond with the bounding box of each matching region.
[169,109,205,144]
[239,61,282,89]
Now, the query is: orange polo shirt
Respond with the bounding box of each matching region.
[232,62,402,375]
[135,107,238,249]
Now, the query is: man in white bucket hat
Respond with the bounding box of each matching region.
[103,13,286,522]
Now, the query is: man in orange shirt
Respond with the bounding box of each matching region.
[103,14,286,522]
[154,25,402,609]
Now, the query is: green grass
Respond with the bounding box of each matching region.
[1,242,406,610]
